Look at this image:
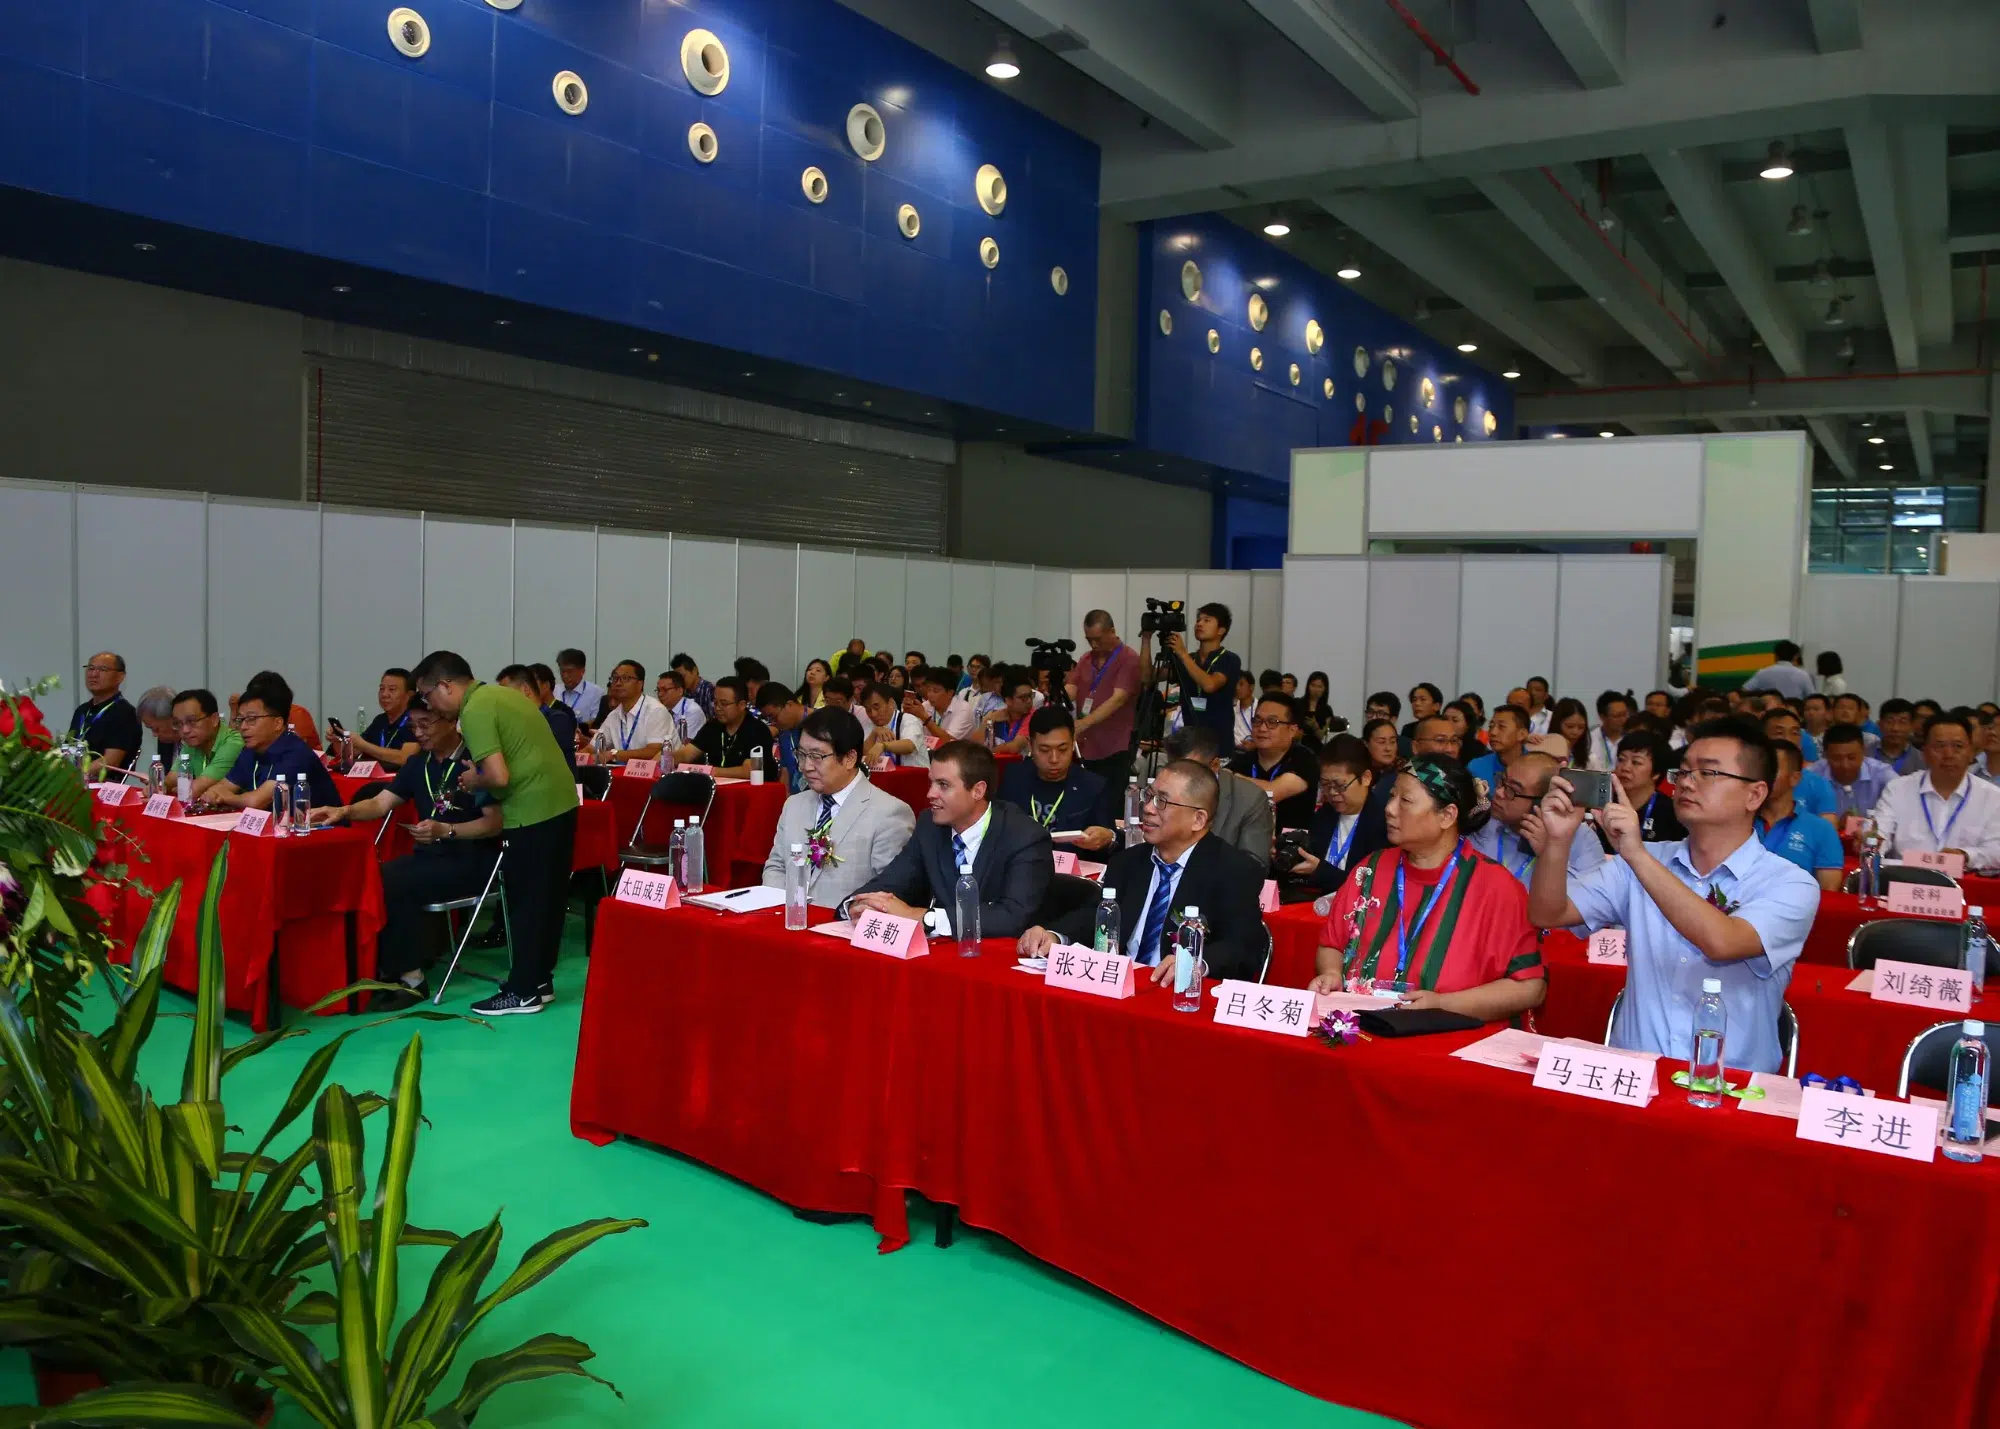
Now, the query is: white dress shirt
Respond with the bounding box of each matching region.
[1872,770,2000,873]
[939,693,980,741]
[592,695,673,755]
[666,696,707,746]
[1585,727,1621,773]
[1528,706,1553,735]
[867,712,931,768]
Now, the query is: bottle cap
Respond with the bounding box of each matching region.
[1967,1020,1987,1036]
[790,842,803,852]
[674,818,686,827]
[1183,905,1200,917]
[1701,977,1722,994]
[689,816,701,825]
[1100,886,1118,901]
[1973,906,1985,919]
[959,863,972,875]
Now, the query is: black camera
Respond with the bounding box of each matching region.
[1139,597,1186,637]
[1275,828,1311,868]
[1026,637,1076,676]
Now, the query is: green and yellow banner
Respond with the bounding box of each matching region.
[1694,640,1778,692]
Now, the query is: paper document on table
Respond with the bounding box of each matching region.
[1049,830,1089,842]
[178,812,247,830]
[1735,1072,1806,1119]
[712,776,748,786]
[808,920,855,938]
[1845,969,1874,993]
[1312,990,1399,1014]
[1450,1027,1549,1074]
[1909,1095,2000,1156]
[686,887,789,913]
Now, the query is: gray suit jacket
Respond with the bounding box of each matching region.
[1212,768,1274,874]
[761,777,916,908]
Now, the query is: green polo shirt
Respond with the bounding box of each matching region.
[457,681,578,829]
[175,726,243,783]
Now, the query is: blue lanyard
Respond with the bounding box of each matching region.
[1922,786,1967,847]
[1084,650,1119,697]
[379,713,410,748]
[73,697,122,735]
[617,704,644,750]
[1249,757,1284,782]
[1640,793,1657,833]
[1326,816,1358,868]
[1499,830,1533,880]
[1393,841,1466,983]
[998,717,1025,743]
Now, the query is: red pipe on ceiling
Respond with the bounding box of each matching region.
[1538,166,1718,362]
[1383,0,1480,95]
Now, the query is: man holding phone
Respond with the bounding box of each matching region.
[1470,752,1604,886]
[1526,717,1818,1074]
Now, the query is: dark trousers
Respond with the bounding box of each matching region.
[377,844,501,981]
[1081,750,1135,806]
[501,809,577,993]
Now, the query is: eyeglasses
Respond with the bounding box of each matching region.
[171,715,214,732]
[1139,788,1200,813]
[232,712,281,729]
[796,748,836,766]
[82,663,120,675]
[1249,716,1294,730]
[1318,775,1361,798]
[1667,767,1763,789]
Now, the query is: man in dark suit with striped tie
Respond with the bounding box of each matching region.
[1017,759,1268,984]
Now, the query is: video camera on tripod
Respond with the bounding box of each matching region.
[1139,597,1186,637]
[1025,637,1076,678]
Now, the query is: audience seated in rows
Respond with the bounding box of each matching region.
[592,660,673,766]
[1227,693,1318,830]
[1871,711,2000,873]
[1470,751,1604,887]
[211,670,339,811]
[1165,724,1274,873]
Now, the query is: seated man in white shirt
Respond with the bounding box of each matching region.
[1585,691,1633,772]
[909,665,979,743]
[655,667,707,749]
[1870,711,2000,873]
[590,660,673,767]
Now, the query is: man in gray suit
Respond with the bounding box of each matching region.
[1167,724,1273,874]
[761,707,916,908]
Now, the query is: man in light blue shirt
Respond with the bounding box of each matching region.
[1757,741,1844,889]
[554,648,606,728]
[1761,706,1837,822]
[1810,723,1895,817]
[1528,718,1819,1075]
[1739,640,1817,703]
[1468,752,1603,887]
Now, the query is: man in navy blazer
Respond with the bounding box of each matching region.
[1017,759,1268,984]
[847,741,1053,939]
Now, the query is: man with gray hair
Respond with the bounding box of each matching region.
[134,686,180,776]
[1165,723,1273,873]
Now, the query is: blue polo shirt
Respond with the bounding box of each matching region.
[1466,751,1502,790]
[225,730,339,809]
[1758,809,1842,875]
[1791,768,1838,817]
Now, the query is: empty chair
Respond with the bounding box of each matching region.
[1897,1019,2000,1101]
[1846,917,1968,972]
[622,771,716,870]
[1843,864,1959,894]
[1603,988,1799,1076]
[1035,873,1103,928]
[576,765,613,801]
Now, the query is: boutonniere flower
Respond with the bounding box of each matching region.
[1705,884,1740,916]
[807,832,840,871]
[1311,1010,1370,1047]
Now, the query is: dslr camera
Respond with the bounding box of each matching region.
[1026,637,1076,677]
[1140,597,1186,636]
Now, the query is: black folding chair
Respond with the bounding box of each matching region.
[345,779,396,846]
[1034,873,1103,928]
[1846,917,1969,972]
[1842,864,1959,894]
[430,848,509,1003]
[575,766,613,801]
[1603,989,1799,1076]
[1898,1019,2000,1100]
[622,772,716,872]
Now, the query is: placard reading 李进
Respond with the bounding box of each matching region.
[1795,1086,1937,1163]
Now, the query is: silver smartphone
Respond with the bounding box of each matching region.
[1562,767,1612,809]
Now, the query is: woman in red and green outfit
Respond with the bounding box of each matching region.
[1309,756,1547,1023]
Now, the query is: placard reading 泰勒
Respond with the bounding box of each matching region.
[347,760,381,779]
[1045,943,1134,999]
[1532,1043,1658,1107]
[1795,1086,1937,1163]
[1051,850,1079,876]
[613,868,680,909]
[1902,848,1967,880]
[233,808,272,837]
[1212,980,1315,1037]
[1585,929,1628,965]
[1869,957,1976,1013]
[142,793,175,819]
[849,908,927,959]
[620,759,660,781]
[1886,880,1965,919]
[1259,880,1282,913]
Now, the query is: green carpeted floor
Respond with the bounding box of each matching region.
[5,913,1401,1427]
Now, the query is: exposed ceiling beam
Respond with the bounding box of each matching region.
[1948,194,2000,254]
[1649,147,1803,373]
[1239,0,1418,122]
[1807,0,1862,52]
[1989,372,2000,496]
[1845,121,1952,370]
[969,0,1239,148]
[1907,410,1937,479]
[1807,416,1857,479]
[1315,190,1600,384]
[1471,166,1716,378]
[1518,370,1990,426]
[1521,0,1626,88]
[1099,16,2000,217]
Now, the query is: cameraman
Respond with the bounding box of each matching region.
[1141,601,1241,744]
[1066,610,1140,792]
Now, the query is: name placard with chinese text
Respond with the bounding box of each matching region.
[620,759,660,781]
[1075,861,1107,882]
[94,783,134,807]
[233,808,272,837]
[1532,1044,1658,1107]
[1795,1086,1937,1163]
[1259,880,1282,913]
[1869,958,1975,1013]
[142,794,175,819]
[1886,881,1965,919]
[614,868,680,910]
[1045,944,1134,999]
[1902,849,1967,880]
[347,760,381,779]
[1052,850,1079,875]
[1212,980,1314,1037]
[1585,929,1628,965]
[849,909,927,959]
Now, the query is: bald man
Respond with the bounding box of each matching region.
[69,651,143,779]
[1469,751,1605,886]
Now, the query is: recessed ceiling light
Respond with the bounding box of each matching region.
[1867,435,1885,445]
[741,370,755,377]
[332,284,351,294]
[1336,264,1361,280]
[1599,430,1615,438]
[1501,368,1522,379]
[1759,141,1793,180]
[629,346,642,354]
[985,40,1020,79]
[132,242,155,252]
[1548,432,1568,439]
[493,318,511,326]
[1456,341,1478,353]
[1262,221,1291,237]
[1879,462,1894,471]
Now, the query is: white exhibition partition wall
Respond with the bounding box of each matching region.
[1250,571,1284,678]
[1800,575,1898,703]
[0,478,1278,721]
[1895,581,2000,709]
[1365,440,1704,540]
[1281,558,1370,718]
[1365,558,1462,705]
[1553,556,1672,704]
[1457,559,1559,701]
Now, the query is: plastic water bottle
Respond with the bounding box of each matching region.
[683,816,706,894]
[271,775,290,834]
[1688,977,1726,1107]
[1092,887,1122,958]
[668,819,687,885]
[1943,1020,1991,1164]
[784,843,810,931]
[1171,906,1207,1013]
[1856,832,1882,900]
[954,862,981,957]
[1966,907,1991,996]
[1124,775,1144,828]
[147,755,164,797]
[291,773,311,835]
[749,747,765,786]
[176,772,193,806]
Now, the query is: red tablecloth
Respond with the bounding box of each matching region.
[107,807,384,1031]
[605,775,786,887]
[571,902,2000,1429]
[332,773,618,873]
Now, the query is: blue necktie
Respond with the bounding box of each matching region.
[817,794,836,830]
[952,832,968,874]
[1138,854,1179,966]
